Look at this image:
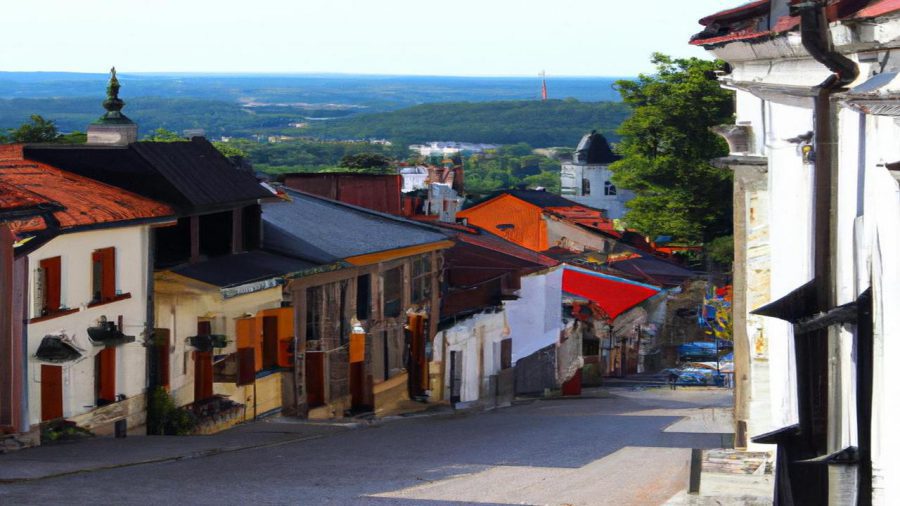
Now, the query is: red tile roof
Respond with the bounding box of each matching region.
[456,229,560,269]
[691,0,900,47]
[0,181,55,213]
[0,145,174,236]
[855,0,900,18]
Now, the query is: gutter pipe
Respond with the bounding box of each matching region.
[794,2,864,505]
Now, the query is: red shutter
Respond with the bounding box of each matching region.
[40,365,63,421]
[194,351,213,401]
[40,257,61,313]
[98,347,116,403]
[101,247,116,302]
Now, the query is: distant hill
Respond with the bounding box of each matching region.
[303,100,630,147]
[0,73,630,148]
[0,72,622,108]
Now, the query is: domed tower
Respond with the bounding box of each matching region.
[87,67,138,145]
[560,131,633,219]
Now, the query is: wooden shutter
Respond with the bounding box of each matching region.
[39,257,61,313]
[262,316,278,369]
[97,347,116,403]
[236,347,256,386]
[194,351,213,401]
[40,365,63,421]
[101,247,116,302]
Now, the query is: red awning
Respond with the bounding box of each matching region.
[562,267,661,321]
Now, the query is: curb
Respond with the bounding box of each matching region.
[0,433,325,484]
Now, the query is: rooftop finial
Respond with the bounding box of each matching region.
[102,66,126,118]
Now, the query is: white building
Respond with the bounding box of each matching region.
[560,131,633,219]
[0,146,174,436]
[693,1,900,504]
[408,142,497,158]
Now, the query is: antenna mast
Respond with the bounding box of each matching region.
[540,70,548,101]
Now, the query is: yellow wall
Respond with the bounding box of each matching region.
[154,271,285,407]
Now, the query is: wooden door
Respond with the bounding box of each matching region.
[262,316,278,370]
[305,351,325,407]
[95,347,116,405]
[153,329,171,389]
[449,351,462,404]
[406,314,427,398]
[194,351,213,401]
[349,330,366,411]
[40,365,63,421]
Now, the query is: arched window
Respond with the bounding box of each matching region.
[604,181,617,196]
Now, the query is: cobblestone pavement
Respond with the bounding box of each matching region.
[0,388,738,505]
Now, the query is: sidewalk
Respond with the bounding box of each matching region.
[664,449,774,505]
[0,417,350,483]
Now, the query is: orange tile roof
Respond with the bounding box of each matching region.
[0,145,174,235]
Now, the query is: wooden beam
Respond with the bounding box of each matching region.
[344,240,454,267]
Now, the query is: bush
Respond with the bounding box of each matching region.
[147,387,197,435]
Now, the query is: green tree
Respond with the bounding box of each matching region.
[6,115,60,143]
[339,152,393,169]
[611,53,734,243]
[144,128,186,142]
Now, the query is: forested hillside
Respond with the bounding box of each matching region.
[302,100,629,147]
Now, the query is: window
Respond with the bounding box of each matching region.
[91,247,116,304]
[604,181,617,196]
[356,275,371,320]
[410,255,432,304]
[500,338,512,370]
[582,178,591,196]
[383,267,402,318]
[306,286,323,341]
[35,256,61,317]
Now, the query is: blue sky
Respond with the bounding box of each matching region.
[4,1,746,76]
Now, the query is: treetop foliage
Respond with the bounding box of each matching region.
[611,53,734,243]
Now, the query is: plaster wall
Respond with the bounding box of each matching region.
[560,162,634,219]
[545,217,616,253]
[154,273,283,407]
[763,100,814,430]
[504,266,562,364]
[26,226,151,426]
[435,310,507,403]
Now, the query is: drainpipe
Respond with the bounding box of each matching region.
[794,1,861,504]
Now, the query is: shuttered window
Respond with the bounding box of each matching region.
[37,256,61,316]
[91,247,116,304]
[383,267,402,318]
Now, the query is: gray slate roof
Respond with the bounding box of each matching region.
[263,188,447,263]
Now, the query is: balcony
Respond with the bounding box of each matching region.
[87,319,135,347]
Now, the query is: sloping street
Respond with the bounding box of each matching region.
[0,388,734,505]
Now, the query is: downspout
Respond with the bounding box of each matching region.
[793,1,861,504]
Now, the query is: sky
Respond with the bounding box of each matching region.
[3,0,748,77]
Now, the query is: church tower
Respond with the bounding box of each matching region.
[87,67,138,145]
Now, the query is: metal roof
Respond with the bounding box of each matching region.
[262,188,448,263]
[24,138,272,213]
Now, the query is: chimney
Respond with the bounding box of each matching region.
[0,144,24,161]
[87,67,137,145]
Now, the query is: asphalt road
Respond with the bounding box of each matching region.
[0,388,732,505]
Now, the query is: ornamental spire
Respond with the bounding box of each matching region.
[101,66,127,120]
